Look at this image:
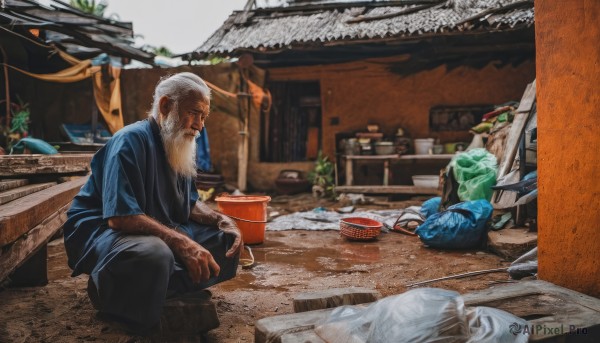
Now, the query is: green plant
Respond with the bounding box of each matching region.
[69,0,107,17]
[3,96,30,150]
[308,151,335,198]
[10,97,29,135]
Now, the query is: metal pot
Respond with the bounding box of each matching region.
[374,142,396,155]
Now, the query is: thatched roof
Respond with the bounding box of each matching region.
[192,0,533,59]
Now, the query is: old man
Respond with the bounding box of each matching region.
[63,72,241,333]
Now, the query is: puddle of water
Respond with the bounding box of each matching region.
[216,240,382,291]
[252,243,380,272]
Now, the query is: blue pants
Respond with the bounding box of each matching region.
[87,222,238,331]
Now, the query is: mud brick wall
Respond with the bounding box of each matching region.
[268,57,536,161]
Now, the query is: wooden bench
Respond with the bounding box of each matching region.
[0,153,91,286]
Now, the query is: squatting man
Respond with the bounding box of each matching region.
[63,72,242,333]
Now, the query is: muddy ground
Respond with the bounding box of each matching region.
[0,194,513,342]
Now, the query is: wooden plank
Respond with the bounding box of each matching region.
[0,182,57,205]
[0,203,69,282]
[463,280,600,342]
[463,280,600,314]
[516,80,537,113]
[0,179,28,192]
[495,80,536,184]
[293,287,380,313]
[0,176,87,246]
[495,109,533,183]
[335,185,441,195]
[0,154,92,177]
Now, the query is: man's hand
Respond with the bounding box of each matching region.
[190,201,244,258]
[171,235,220,284]
[217,215,243,258]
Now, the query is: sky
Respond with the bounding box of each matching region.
[106,0,249,54]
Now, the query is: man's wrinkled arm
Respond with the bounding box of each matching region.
[108,215,190,247]
[189,201,222,226]
[190,201,243,258]
[108,215,220,283]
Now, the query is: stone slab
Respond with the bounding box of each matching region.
[293,287,380,313]
[488,227,537,260]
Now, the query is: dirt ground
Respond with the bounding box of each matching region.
[0,194,512,343]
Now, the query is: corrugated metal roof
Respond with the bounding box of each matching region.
[195,0,533,56]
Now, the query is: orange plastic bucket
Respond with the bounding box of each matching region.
[215,195,271,245]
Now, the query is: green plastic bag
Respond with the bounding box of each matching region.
[450,148,497,201]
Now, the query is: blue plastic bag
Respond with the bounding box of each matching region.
[415,200,493,249]
[420,197,441,218]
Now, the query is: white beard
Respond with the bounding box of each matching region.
[159,109,198,178]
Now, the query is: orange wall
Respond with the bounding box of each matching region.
[536,0,600,297]
[119,58,535,191]
[269,57,535,159]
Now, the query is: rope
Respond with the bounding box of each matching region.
[203,79,238,98]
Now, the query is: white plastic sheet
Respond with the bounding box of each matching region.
[315,288,528,343]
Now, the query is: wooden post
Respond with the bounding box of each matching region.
[383,159,390,186]
[345,157,353,186]
[237,72,250,192]
[238,116,249,192]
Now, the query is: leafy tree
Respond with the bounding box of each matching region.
[152,46,173,57]
[69,0,108,17]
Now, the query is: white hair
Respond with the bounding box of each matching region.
[150,72,211,118]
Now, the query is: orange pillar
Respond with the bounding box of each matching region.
[536,0,600,297]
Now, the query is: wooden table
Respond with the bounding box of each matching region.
[337,154,455,194]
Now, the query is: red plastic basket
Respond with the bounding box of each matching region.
[340,217,382,241]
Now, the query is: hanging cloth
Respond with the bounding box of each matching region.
[92,65,124,133]
[3,53,125,133]
[3,59,99,83]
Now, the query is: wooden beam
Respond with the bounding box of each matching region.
[335,185,441,195]
[515,79,537,113]
[0,203,69,282]
[0,176,87,246]
[0,154,92,177]
[0,182,56,205]
[455,0,534,27]
[346,1,444,24]
[0,179,28,192]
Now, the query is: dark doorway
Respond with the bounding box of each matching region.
[261,81,321,162]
